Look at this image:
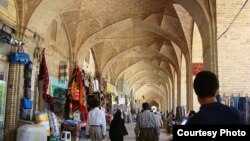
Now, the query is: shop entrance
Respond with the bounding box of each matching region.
[0,59,9,141]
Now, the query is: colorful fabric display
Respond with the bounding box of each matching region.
[70,80,79,100]
[59,61,68,83]
[67,65,88,122]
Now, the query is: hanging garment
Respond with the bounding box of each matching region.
[246,97,250,125]
[89,74,95,94]
[76,66,88,122]
[99,78,105,92]
[93,78,99,92]
[38,49,55,111]
[84,72,90,87]
[70,80,80,100]
[176,106,185,122]
[67,65,88,122]
[79,104,88,123]
[230,96,240,108]
[221,96,230,106]
[59,61,68,83]
[76,66,84,105]
[238,97,247,124]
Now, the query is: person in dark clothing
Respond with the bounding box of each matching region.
[186,71,242,125]
[109,109,128,141]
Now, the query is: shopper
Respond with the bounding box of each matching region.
[109,109,128,141]
[186,71,242,125]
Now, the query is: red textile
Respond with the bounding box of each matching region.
[76,66,88,122]
[39,49,55,111]
[79,104,88,122]
[76,66,84,105]
[68,65,88,122]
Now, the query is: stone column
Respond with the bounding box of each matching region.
[186,60,193,112]
[177,72,181,107]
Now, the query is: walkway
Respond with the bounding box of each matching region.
[80,122,172,141]
[123,123,172,141]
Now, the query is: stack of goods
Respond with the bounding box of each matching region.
[61,120,81,141]
[48,111,60,140]
[53,88,66,119]
[20,97,33,120]
[35,112,51,136]
[20,61,33,120]
[16,124,47,141]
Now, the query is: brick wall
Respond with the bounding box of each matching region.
[0,0,17,26]
[217,0,250,96]
[43,15,96,78]
[44,16,70,78]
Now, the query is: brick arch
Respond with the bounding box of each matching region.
[24,0,72,36]
[114,60,173,86]
[131,81,167,97]
[175,0,216,70]
[135,84,165,99]
[102,45,179,79]
[149,100,160,109]
[77,18,189,60]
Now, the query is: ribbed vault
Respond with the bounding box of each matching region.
[19,0,216,111]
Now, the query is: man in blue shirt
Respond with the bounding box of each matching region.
[135,102,160,141]
[186,71,242,125]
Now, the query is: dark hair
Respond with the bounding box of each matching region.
[90,99,100,108]
[193,71,219,98]
[142,102,150,110]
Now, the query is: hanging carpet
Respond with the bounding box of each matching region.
[67,65,88,122]
[38,48,55,111]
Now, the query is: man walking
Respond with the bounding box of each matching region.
[86,99,106,141]
[135,102,160,141]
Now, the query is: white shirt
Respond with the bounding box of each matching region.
[86,107,106,135]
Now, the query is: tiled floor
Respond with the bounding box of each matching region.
[80,122,172,141]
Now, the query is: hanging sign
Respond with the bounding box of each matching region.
[192,63,203,76]
[106,82,114,93]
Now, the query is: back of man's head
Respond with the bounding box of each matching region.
[142,102,150,110]
[90,99,100,108]
[193,71,219,98]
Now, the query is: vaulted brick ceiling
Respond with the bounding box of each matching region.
[59,0,190,93]
[20,0,211,104]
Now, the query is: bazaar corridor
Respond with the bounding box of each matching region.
[1,0,250,141]
[80,123,172,141]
